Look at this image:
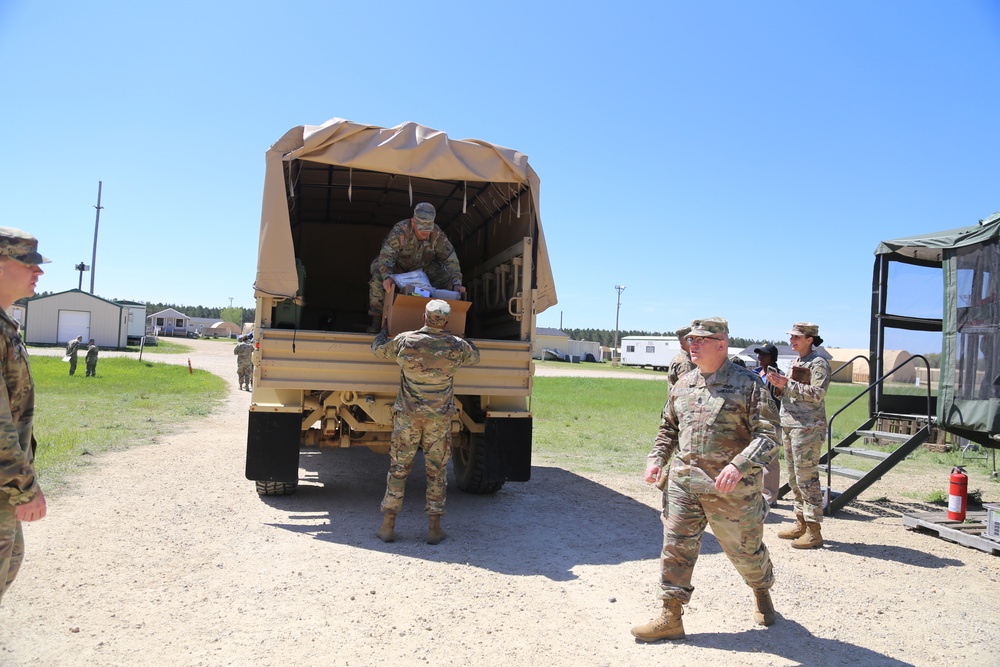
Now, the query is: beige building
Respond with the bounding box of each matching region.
[24,289,129,349]
[825,348,916,384]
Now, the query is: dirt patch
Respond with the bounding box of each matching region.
[2,343,999,666]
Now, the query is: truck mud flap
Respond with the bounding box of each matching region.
[245,412,301,483]
[486,416,532,482]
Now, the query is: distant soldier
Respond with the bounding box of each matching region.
[65,335,83,376]
[752,343,784,507]
[233,335,255,391]
[767,322,831,549]
[367,202,466,333]
[632,317,780,642]
[0,227,50,605]
[85,339,99,377]
[666,325,694,388]
[371,299,480,544]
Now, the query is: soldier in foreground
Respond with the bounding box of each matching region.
[371,299,479,544]
[367,202,466,333]
[65,335,83,376]
[0,227,49,604]
[632,317,779,642]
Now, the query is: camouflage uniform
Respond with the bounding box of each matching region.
[65,337,82,376]
[648,357,780,604]
[368,218,463,320]
[0,309,40,604]
[779,350,831,523]
[371,305,479,516]
[233,339,254,389]
[85,343,99,377]
[666,350,695,388]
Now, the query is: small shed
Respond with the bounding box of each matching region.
[147,308,191,337]
[533,327,571,360]
[7,305,25,327]
[116,300,147,343]
[24,289,128,349]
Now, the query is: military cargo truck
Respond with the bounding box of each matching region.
[246,118,557,496]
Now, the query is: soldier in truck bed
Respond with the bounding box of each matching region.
[367,202,466,333]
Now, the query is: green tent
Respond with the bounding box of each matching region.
[873,211,1000,447]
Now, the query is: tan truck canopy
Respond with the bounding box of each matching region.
[254,117,557,314]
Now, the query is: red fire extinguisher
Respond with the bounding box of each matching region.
[948,466,968,521]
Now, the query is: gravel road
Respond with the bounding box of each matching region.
[2,340,999,666]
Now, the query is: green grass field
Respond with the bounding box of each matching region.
[532,377,998,486]
[30,356,227,491]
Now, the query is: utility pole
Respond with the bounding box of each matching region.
[614,285,626,361]
[89,181,103,294]
[229,297,234,308]
[75,263,90,290]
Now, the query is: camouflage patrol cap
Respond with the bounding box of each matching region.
[676,325,692,340]
[413,202,436,232]
[689,317,728,337]
[425,299,451,327]
[787,322,820,338]
[0,227,50,265]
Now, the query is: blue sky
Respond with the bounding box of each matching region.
[2,1,998,348]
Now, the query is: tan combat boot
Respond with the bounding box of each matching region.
[630,598,685,642]
[376,513,396,543]
[427,515,446,545]
[792,521,823,549]
[753,588,776,626]
[777,512,807,540]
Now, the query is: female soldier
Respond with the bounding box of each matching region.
[767,323,830,549]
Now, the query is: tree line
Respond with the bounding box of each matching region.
[560,327,782,350]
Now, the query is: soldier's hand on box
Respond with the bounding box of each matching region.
[16,489,46,522]
[714,464,743,493]
[383,278,393,292]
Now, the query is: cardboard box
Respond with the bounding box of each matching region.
[386,293,471,336]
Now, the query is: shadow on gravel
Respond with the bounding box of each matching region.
[819,540,964,568]
[259,447,686,580]
[677,617,914,666]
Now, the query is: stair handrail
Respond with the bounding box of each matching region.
[824,354,933,507]
[829,354,871,385]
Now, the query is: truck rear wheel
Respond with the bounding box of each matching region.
[454,432,505,494]
[255,480,298,496]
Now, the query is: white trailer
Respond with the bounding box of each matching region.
[620,335,681,371]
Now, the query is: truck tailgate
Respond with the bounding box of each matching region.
[256,329,532,396]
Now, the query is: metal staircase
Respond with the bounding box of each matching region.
[778,354,934,516]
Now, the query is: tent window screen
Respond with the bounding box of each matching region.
[953,240,1000,400]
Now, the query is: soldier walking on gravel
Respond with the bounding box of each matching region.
[0,227,49,605]
[371,299,479,544]
[632,317,780,642]
[767,322,831,549]
[233,335,254,391]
